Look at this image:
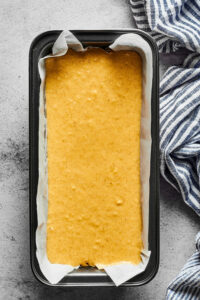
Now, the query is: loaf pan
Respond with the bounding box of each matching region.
[29,29,159,286]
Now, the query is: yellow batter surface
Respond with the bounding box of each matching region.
[45,48,143,267]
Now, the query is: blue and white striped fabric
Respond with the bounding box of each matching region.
[130,0,200,53]
[130,0,200,299]
[166,233,200,299]
[160,54,200,216]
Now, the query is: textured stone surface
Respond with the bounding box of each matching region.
[0,0,199,299]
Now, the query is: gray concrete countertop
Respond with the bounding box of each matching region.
[0,1,199,299]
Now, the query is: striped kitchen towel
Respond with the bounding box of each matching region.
[166,233,200,300]
[130,0,200,53]
[160,54,200,216]
[130,0,200,299]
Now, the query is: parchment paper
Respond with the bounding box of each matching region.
[36,30,152,286]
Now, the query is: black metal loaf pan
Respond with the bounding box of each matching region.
[29,30,159,287]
